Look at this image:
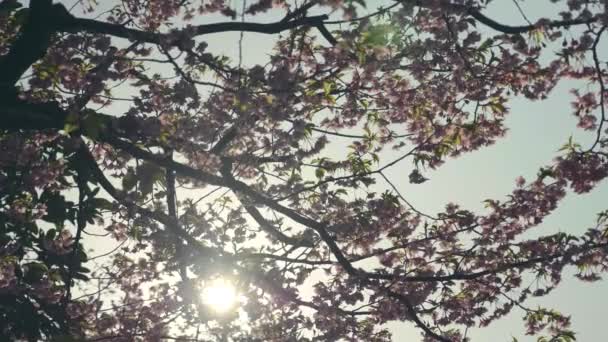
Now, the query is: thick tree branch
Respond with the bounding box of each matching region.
[0,100,68,129]
[282,1,318,23]
[0,0,58,87]
[209,125,239,154]
[61,13,336,45]
[465,7,599,34]
[0,1,335,99]
[166,152,189,281]
[588,25,607,152]
[399,0,601,35]
[102,136,226,186]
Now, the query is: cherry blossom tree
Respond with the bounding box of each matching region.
[0,0,607,341]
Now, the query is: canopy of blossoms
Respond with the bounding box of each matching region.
[0,0,607,341]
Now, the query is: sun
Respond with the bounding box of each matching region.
[202,278,238,313]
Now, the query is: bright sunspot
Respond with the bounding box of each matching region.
[202,278,238,313]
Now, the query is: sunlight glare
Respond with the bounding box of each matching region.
[202,278,237,313]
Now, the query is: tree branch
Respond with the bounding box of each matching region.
[386,290,450,342]
[366,242,608,282]
[465,7,599,34]
[219,160,314,247]
[242,204,315,247]
[0,100,68,129]
[0,2,335,96]
[62,13,336,45]
[0,0,58,87]
[400,0,601,35]
[166,151,189,281]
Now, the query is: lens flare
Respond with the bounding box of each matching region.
[202,278,237,313]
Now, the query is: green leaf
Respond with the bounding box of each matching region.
[489,100,506,115]
[73,272,90,281]
[537,167,555,180]
[0,0,21,16]
[479,38,494,51]
[136,162,164,196]
[323,81,333,96]
[345,0,366,8]
[81,112,105,139]
[409,169,428,184]
[558,135,581,153]
[42,192,69,225]
[23,262,48,283]
[46,228,57,240]
[77,266,91,273]
[363,24,392,47]
[122,168,137,191]
[51,334,81,342]
[77,248,88,262]
[11,7,28,25]
[90,198,113,211]
[63,112,80,134]
[315,168,325,179]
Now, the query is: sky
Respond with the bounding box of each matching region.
[41,0,608,340]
